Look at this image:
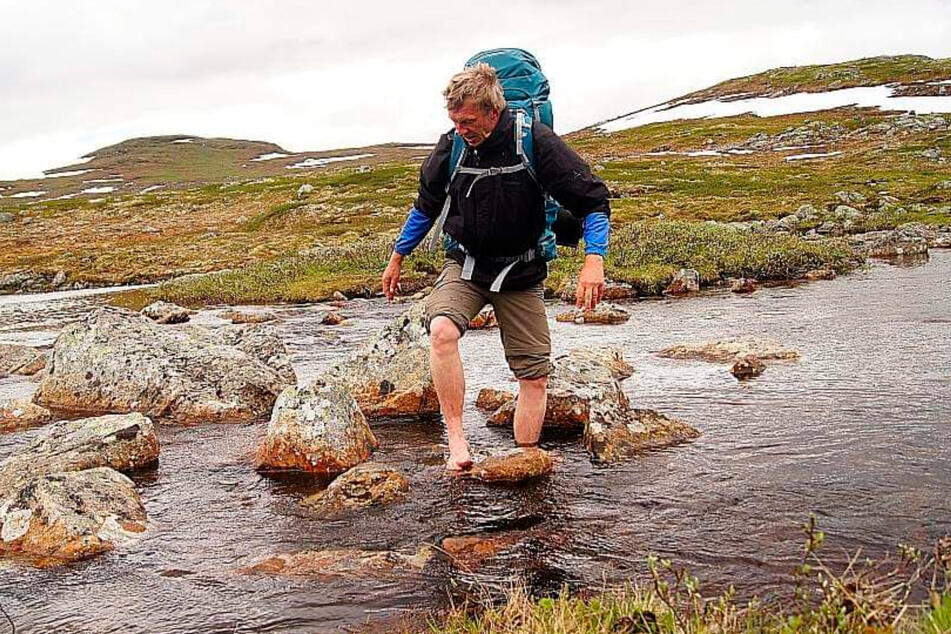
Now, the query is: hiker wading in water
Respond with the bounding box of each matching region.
[382,53,610,471]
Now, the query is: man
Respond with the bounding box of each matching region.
[381,62,610,471]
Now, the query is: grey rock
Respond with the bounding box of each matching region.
[51,271,68,287]
[301,462,407,512]
[34,307,294,424]
[324,302,438,418]
[0,213,14,224]
[255,379,377,477]
[0,343,46,377]
[141,300,190,324]
[296,184,314,199]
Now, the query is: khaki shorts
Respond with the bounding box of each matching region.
[424,260,552,380]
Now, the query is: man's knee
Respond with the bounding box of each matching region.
[429,316,462,352]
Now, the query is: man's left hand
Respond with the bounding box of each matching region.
[575,254,605,310]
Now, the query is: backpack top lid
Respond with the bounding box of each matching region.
[465,48,553,130]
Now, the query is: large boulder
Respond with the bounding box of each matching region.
[658,337,799,363]
[325,302,439,418]
[33,307,295,424]
[0,468,147,563]
[0,413,158,564]
[254,379,377,477]
[849,227,929,258]
[0,413,159,492]
[0,343,46,377]
[486,346,698,462]
[488,346,632,431]
[300,462,408,512]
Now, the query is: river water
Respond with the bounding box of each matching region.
[0,253,948,633]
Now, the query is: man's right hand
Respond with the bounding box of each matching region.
[382,252,404,300]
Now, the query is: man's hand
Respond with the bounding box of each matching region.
[382,252,403,300]
[575,254,605,311]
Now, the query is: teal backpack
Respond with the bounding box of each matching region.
[427,48,580,289]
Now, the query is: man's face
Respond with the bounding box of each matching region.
[449,101,501,147]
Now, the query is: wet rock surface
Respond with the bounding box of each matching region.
[730,278,758,293]
[33,306,294,424]
[468,305,498,330]
[325,302,438,418]
[584,408,700,463]
[475,387,515,411]
[140,301,190,324]
[0,413,158,564]
[300,462,408,512]
[659,337,799,363]
[321,311,346,325]
[554,303,630,325]
[0,468,147,564]
[557,278,637,302]
[467,448,554,483]
[731,355,766,379]
[254,379,377,477]
[0,399,54,432]
[240,545,433,578]
[0,343,47,377]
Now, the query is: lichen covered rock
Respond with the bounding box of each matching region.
[300,462,408,512]
[219,309,277,324]
[255,379,377,477]
[325,302,438,418]
[33,307,294,424]
[475,387,515,411]
[0,468,147,563]
[584,408,700,463]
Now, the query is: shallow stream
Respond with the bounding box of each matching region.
[0,253,948,633]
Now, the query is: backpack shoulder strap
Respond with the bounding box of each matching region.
[513,110,538,183]
[446,133,468,192]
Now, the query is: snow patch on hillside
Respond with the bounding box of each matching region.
[250,152,290,162]
[600,85,951,132]
[286,153,374,169]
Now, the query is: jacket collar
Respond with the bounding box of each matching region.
[471,108,513,153]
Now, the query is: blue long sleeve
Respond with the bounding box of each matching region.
[582,211,609,257]
[394,207,435,256]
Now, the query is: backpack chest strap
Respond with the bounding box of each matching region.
[457,164,528,197]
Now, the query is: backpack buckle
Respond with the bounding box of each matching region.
[486,166,501,176]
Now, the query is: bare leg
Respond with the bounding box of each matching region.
[429,316,471,470]
[513,376,548,447]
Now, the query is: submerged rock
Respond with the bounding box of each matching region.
[804,269,836,280]
[300,462,408,512]
[659,337,799,363]
[240,545,433,578]
[665,268,700,295]
[321,311,346,325]
[0,467,147,564]
[219,309,277,324]
[0,343,46,377]
[469,305,498,329]
[554,303,630,325]
[33,307,294,424]
[325,302,438,418]
[0,399,54,432]
[584,409,700,463]
[475,387,515,411]
[441,533,523,571]
[730,278,757,293]
[140,301,190,324]
[254,379,377,477]
[731,355,766,379]
[467,448,554,483]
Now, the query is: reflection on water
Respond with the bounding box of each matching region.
[0,253,949,633]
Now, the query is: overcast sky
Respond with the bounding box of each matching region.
[2,0,950,181]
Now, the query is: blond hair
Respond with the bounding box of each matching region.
[443,62,506,113]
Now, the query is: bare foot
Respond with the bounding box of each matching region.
[446,435,472,472]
